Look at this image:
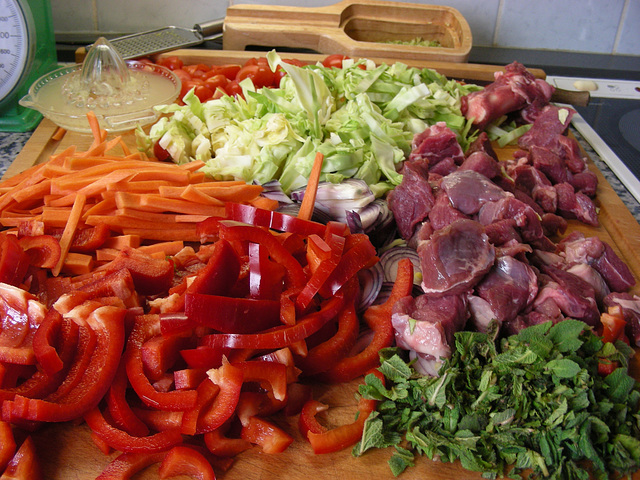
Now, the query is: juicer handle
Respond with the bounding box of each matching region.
[195,19,224,38]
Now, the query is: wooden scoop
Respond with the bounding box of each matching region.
[223,0,472,63]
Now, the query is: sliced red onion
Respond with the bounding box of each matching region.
[256,180,293,205]
[276,202,335,225]
[346,210,364,234]
[290,179,375,223]
[357,262,384,312]
[379,245,422,284]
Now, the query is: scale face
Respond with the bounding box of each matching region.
[0,0,58,132]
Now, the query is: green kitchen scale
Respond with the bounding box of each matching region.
[0,0,58,132]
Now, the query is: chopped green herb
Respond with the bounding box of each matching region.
[355,319,640,479]
[384,38,442,48]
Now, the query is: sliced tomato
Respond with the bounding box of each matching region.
[235,64,276,89]
[157,56,184,71]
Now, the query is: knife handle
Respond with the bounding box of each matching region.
[551,87,590,107]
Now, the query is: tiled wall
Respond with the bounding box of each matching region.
[52,0,639,56]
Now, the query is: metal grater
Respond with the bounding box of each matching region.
[89,20,224,61]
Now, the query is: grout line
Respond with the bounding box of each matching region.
[612,0,630,54]
[493,0,505,47]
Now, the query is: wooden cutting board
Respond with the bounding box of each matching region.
[5,52,640,479]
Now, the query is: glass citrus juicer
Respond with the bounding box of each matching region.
[19,37,181,134]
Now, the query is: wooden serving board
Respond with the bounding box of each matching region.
[222,0,472,63]
[5,53,640,479]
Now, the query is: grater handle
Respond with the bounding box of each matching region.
[194,19,224,38]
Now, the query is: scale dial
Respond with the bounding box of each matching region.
[0,0,57,132]
[0,0,32,101]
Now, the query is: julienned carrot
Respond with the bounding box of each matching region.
[138,240,185,256]
[120,228,201,243]
[53,193,86,276]
[61,252,94,275]
[101,235,141,249]
[297,152,324,221]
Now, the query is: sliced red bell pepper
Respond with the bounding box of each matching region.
[131,407,184,432]
[95,451,166,480]
[318,233,378,298]
[179,346,228,370]
[240,416,293,454]
[198,359,243,433]
[0,317,78,404]
[600,311,627,343]
[3,303,125,423]
[295,233,345,311]
[174,368,209,390]
[141,332,192,382]
[106,362,150,438]
[248,242,285,301]
[104,247,174,296]
[46,223,111,253]
[184,293,281,334]
[217,221,306,289]
[203,423,252,457]
[202,294,345,351]
[0,420,16,473]
[235,391,285,427]
[225,202,326,237]
[318,258,414,383]
[180,378,220,436]
[84,407,184,453]
[0,436,42,480]
[186,239,241,297]
[0,233,29,287]
[158,445,216,480]
[295,296,359,376]
[31,309,65,376]
[125,315,198,411]
[303,370,384,455]
[17,235,61,269]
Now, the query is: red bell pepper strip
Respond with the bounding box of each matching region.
[84,407,184,453]
[295,296,359,376]
[131,407,184,432]
[0,421,16,473]
[95,451,166,480]
[186,239,241,297]
[0,318,78,404]
[179,347,228,370]
[225,202,326,237]
[202,293,345,351]
[304,374,382,454]
[3,303,126,423]
[318,258,414,383]
[248,242,285,301]
[217,221,306,289]
[0,233,29,287]
[158,445,216,480]
[184,293,282,334]
[31,309,65,376]
[174,368,209,390]
[318,233,378,297]
[0,284,46,366]
[235,391,285,427]
[125,315,198,411]
[180,378,220,436]
[106,362,150,438]
[296,233,346,311]
[240,416,293,454]
[203,424,252,458]
[0,436,42,480]
[298,399,329,438]
[198,359,243,433]
[46,223,111,253]
[141,333,192,382]
[17,235,61,269]
[104,247,174,296]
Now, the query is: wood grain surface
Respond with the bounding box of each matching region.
[5,53,640,479]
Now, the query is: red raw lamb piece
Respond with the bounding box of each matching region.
[461,61,554,129]
[408,122,464,167]
[441,169,509,215]
[391,294,468,376]
[418,219,495,297]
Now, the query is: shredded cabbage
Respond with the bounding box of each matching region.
[137,51,482,194]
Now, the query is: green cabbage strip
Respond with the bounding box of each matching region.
[136,51,482,194]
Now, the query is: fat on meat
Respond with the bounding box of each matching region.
[418,218,495,297]
[391,294,469,376]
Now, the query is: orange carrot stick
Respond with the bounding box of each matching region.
[53,193,87,276]
[297,152,324,221]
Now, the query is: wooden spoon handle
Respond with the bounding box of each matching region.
[551,87,590,107]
